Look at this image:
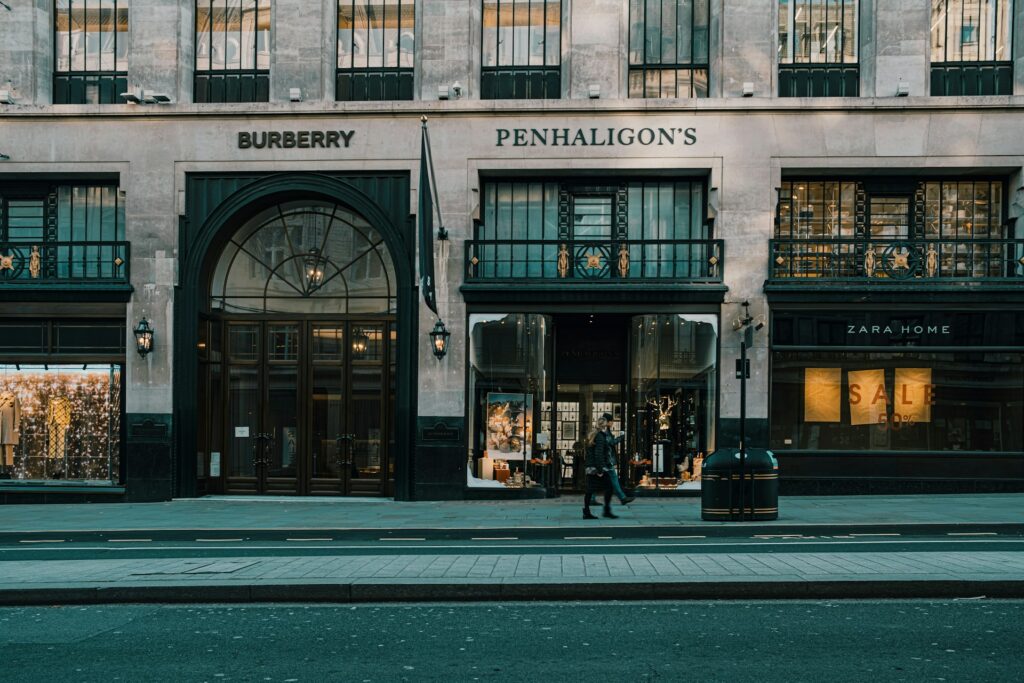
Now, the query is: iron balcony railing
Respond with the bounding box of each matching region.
[465,239,724,283]
[769,238,1024,281]
[0,241,130,285]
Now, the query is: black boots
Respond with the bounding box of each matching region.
[582,509,598,519]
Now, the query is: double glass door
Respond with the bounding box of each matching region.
[214,319,392,496]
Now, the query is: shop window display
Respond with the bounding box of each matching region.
[0,365,121,483]
[628,314,717,491]
[468,314,552,489]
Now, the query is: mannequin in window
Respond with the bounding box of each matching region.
[0,390,21,469]
[46,396,73,465]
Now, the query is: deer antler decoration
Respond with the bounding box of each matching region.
[647,396,678,431]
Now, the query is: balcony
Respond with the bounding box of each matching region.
[0,241,130,286]
[465,239,723,283]
[769,238,1024,281]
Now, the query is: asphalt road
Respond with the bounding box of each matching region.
[3,600,1022,682]
[1,534,1022,562]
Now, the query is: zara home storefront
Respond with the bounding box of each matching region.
[0,104,1023,501]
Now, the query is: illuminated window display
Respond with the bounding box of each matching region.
[770,311,1024,453]
[468,314,553,489]
[0,365,122,482]
[467,312,718,491]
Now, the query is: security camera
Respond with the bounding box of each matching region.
[451,81,463,98]
[754,314,767,331]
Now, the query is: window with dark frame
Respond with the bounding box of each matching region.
[194,0,271,104]
[337,1,415,101]
[481,0,562,99]
[628,0,710,99]
[930,0,1013,95]
[777,0,859,97]
[471,180,714,280]
[54,0,129,105]
[772,178,1016,279]
[0,183,128,283]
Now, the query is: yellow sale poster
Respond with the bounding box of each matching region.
[848,369,886,426]
[804,368,841,423]
[895,368,933,424]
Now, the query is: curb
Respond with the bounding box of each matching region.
[1,522,1022,544]
[1,579,1023,606]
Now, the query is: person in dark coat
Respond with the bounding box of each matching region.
[582,412,635,519]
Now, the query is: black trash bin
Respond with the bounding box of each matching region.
[701,448,779,521]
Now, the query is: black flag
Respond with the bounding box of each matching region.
[418,118,439,315]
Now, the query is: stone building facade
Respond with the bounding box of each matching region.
[0,0,1022,503]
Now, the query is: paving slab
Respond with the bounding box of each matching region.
[0,494,1023,542]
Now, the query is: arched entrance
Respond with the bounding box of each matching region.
[197,199,398,496]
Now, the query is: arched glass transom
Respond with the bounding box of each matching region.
[210,200,396,314]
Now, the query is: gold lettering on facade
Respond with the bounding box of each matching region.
[557,244,569,278]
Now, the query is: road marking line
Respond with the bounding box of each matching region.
[195,538,243,542]
[18,539,65,544]
[471,537,519,541]
[947,532,997,536]
[754,534,806,539]
[285,538,333,542]
[108,539,152,543]
[658,535,706,539]
[379,537,426,541]
[564,536,613,540]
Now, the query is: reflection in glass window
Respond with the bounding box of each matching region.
[195,0,271,102]
[771,351,1023,453]
[0,365,122,483]
[481,0,561,98]
[482,0,561,67]
[931,0,1012,63]
[628,0,710,98]
[778,0,858,64]
[53,0,129,104]
[210,200,396,315]
[336,0,415,101]
[468,314,552,489]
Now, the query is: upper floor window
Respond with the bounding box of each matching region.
[469,180,718,281]
[930,0,1013,95]
[778,0,859,97]
[337,1,415,101]
[773,178,1015,280]
[54,0,129,104]
[195,0,271,103]
[628,0,710,98]
[0,184,127,283]
[481,0,561,99]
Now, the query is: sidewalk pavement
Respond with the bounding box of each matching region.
[2,493,1024,540]
[2,494,1024,605]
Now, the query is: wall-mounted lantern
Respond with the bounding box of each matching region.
[133,318,154,357]
[429,319,450,360]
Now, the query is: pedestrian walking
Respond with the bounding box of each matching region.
[582,412,635,519]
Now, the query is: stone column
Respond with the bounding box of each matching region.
[870,0,929,97]
[720,0,774,98]
[419,0,474,100]
[566,0,622,99]
[270,0,327,101]
[1014,0,1024,95]
[0,0,51,105]
[128,0,184,101]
